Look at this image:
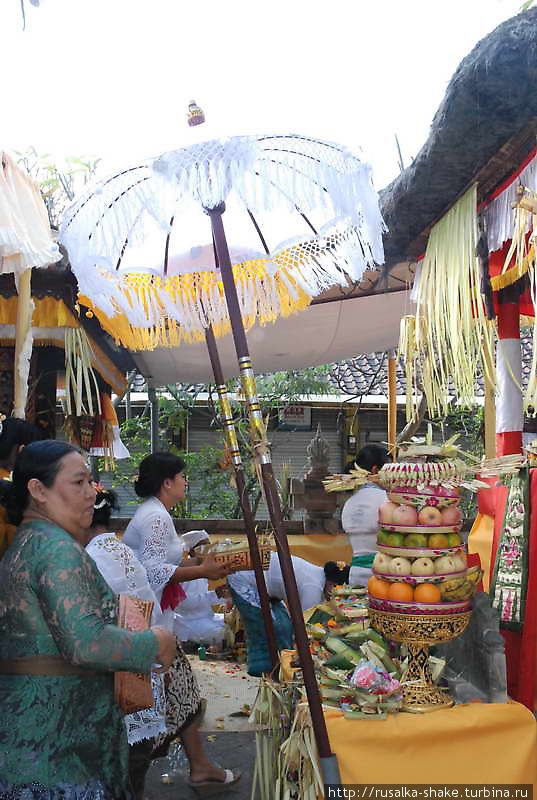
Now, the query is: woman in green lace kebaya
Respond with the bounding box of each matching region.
[0,441,177,800]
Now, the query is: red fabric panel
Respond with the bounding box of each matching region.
[477,477,498,517]
[497,302,522,339]
[496,431,523,456]
[489,241,535,318]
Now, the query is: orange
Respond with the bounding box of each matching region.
[414,583,442,603]
[387,582,414,602]
[367,576,391,599]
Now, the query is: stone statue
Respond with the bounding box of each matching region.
[290,424,339,534]
[306,423,330,478]
[435,592,507,704]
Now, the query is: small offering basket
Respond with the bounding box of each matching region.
[368,605,472,713]
[200,537,272,573]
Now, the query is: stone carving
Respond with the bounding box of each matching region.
[290,424,339,534]
[435,592,507,704]
[306,424,330,478]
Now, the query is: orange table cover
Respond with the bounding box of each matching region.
[325,702,537,785]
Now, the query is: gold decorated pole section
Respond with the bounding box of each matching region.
[204,324,279,670]
[238,357,271,465]
[216,384,242,467]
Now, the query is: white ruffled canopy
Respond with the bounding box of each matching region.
[60,135,385,350]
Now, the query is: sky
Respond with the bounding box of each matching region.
[0,0,521,191]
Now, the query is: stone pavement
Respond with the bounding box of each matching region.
[145,655,260,799]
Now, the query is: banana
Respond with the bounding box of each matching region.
[440,567,483,602]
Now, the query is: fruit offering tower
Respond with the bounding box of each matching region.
[367,460,480,712]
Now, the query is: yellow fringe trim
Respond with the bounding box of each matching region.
[79,261,313,351]
[490,244,535,291]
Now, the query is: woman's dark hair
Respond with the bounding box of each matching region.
[324,561,350,585]
[91,487,120,529]
[355,444,389,472]
[134,452,186,498]
[6,441,79,525]
[0,417,41,462]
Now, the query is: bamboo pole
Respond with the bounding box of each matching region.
[387,350,397,460]
[13,267,34,419]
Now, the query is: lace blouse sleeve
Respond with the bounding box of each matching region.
[33,535,158,673]
[138,513,180,594]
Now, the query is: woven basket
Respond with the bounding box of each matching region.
[212,544,272,573]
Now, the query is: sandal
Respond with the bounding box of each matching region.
[187,769,242,795]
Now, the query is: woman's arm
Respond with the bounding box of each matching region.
[34,536,159,673]
[169,553,230,583]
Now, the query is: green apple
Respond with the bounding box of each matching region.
[386,533,405,546]
[446,533,462,547]
[405,533,428,548]
[377,530,391,545]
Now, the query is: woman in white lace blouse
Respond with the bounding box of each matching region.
[123,453,241,793]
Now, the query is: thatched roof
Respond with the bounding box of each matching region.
[381,8,537,266]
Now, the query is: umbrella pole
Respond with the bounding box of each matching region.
[204,324,280,671]
[208,206,341,785]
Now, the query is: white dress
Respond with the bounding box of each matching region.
[341,482,387,585]
[85,533,166,744]
[123,497,185,631]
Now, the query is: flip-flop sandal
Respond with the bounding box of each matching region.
[187,769,242,795]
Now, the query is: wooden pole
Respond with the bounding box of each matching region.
[204,324,279,671]
[387,350,397,459]
[208,205,341,785]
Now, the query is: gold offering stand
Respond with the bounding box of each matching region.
[369,606,471,713]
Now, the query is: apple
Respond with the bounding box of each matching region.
[411,557,435,576]
[386,533,406,546]
[446,533,463,547]
[391,505,418,526]
[377,530,391,545]
[417,506,442,526]
[404,533,428,548]
[428,534,449,548]
[389,557,412,575]
[441,507,463,526]
[434,555,460,574]
[373,552,393,573]
[379,501,399,525]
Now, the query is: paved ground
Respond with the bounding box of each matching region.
[145,655,260,799]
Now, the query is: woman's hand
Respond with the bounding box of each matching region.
[151,626,177,671]
[200,553,231,580]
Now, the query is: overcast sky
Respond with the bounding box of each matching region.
[0,0,520,190]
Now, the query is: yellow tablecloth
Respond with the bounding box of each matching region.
[325,702,537,785]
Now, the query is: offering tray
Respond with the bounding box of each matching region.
[380,523,461,535]
[372,569,467,586]
[378,543,465,559]
[369,605,472,713]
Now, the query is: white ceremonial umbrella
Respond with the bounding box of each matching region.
[60,132,387,785]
